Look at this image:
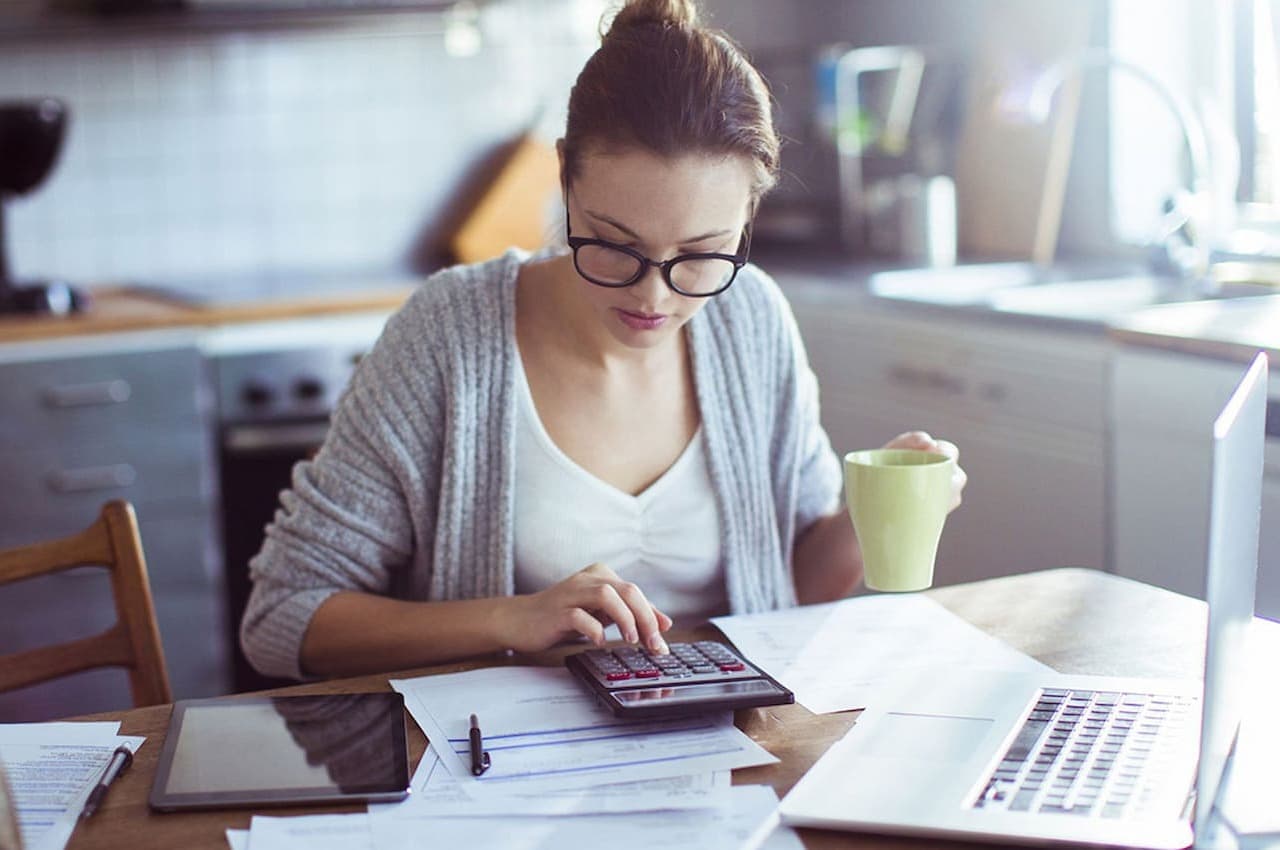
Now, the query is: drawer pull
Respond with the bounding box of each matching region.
[42,380,132,408]
[47,464,137,493]
[887,364,966,395]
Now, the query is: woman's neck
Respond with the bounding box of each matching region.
[521,254,686,376]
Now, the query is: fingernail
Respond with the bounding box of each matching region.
[627,630,639,644]
[650,636,668,654]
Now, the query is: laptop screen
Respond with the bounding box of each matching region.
[1194,351,1267,829]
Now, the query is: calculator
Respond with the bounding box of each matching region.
[565,640,794,719]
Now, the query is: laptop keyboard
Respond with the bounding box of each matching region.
[972,688,1197,819]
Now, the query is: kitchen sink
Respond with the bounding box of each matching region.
[985,276,1182,320]
[867,262,1047,305]
[868,263,1273,322]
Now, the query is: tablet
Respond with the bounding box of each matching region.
[149,692,410,812]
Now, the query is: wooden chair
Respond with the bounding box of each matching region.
[0,500,172,708]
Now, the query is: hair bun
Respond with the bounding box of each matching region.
[606,0,698,36]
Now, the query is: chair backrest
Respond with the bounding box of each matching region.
[0,500,172,709]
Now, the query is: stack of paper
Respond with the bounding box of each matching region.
[225,665,804,850]
[712,593,1050,714]
[1214,617,1280,846]
[0,722,144,850]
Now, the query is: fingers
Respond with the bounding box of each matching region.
[950,462,968,512]
[886,432,967,512]
[885,431,960,463]
[566,564,668,653]
[884,430,937,451]
[567,607,606,647]
[614,580,668,653]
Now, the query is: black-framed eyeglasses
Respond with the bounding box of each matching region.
[565,205,751,298]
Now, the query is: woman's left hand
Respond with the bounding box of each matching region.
[882,431,967,512]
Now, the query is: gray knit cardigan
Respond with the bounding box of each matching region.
[241,249,843,679]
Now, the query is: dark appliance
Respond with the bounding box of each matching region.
[209,314,390,692]
[0,98,89,315]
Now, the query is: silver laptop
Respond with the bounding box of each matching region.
[780,352,1267,850]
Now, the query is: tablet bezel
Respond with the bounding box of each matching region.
[148,693,410,812]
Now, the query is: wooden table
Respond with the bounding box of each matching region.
[66,567,1207,850]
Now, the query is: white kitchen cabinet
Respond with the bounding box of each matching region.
[790,294,1111,587]
[0,332,228,720]
[1111,347,1280,619]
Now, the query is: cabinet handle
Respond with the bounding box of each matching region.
[42,379,132,408]
[47,464,137,493]
[887,364,966,395]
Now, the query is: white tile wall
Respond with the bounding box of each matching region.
[1,0,600,296]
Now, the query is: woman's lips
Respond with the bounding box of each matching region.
[616,308,667,331]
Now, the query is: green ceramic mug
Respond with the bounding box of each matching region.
[844,448,955,592]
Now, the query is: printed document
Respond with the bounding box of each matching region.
[390,666,777,790]
[372,744,731,816]
[368,783,801,850]
[245,813,371,850]
[0,722,144,850]
[235,787,803,850]
[1215,617,1280,837]
[712,593,1049,713]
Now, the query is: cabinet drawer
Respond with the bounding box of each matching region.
[800,305,1109,435]
[0,428,213,523]
[0,347,207,447]
[132,511,222,592]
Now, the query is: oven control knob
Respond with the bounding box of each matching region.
[242,381,275,408]
[294,377,325,402]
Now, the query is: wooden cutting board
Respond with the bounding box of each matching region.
[450,133,561,265]
[954,0,1094,262]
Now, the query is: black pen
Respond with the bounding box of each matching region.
[469,713,490,776]
[81,745,133,818]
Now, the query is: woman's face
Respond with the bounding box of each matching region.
[564,148,755,352]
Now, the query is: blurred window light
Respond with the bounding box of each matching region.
[1249,0,1280,206]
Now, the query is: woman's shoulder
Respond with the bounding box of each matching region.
[406,250,524,311]
[378,250,527,352]
[706,261,795,335]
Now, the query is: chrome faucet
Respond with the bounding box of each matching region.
[1028,48,1218,289]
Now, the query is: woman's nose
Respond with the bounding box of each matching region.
[632,262,669,300]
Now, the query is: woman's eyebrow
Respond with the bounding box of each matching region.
[584,208,734,244]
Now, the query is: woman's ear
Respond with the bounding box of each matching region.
[555,138,567,191]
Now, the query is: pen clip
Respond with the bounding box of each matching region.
[473,750,491,777]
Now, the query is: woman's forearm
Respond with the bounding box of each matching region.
[299,591,519,678]
[791,509,863,605]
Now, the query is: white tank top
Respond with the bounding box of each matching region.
[512,354,727,625]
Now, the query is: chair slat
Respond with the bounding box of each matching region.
[0,500,173,712]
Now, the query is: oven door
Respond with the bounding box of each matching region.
[219,420,330,692]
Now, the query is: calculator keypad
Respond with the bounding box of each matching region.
[581,641,757,688]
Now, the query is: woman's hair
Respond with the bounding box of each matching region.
[562,0,780,203]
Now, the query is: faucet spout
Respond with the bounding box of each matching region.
[1029,48,1216,285]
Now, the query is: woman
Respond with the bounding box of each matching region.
[241,0,966,681]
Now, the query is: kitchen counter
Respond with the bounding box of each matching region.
[0,284,417,345]
[1108,294,1280,363]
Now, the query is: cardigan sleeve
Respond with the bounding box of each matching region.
[238,289,443,680]
[782,302,844,534]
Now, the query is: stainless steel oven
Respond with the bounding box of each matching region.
[203,312,394,691]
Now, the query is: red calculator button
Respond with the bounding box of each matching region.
[606,671,633,681]
[719,662,746,672]
[635,669,661,678]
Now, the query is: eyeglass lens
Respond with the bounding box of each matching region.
[574,244,737,295]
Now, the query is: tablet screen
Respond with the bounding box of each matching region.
[149,693,410,811]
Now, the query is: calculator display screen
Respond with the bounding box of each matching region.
[612,679,783,705]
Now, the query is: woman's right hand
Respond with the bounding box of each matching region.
[505,563,673,655]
